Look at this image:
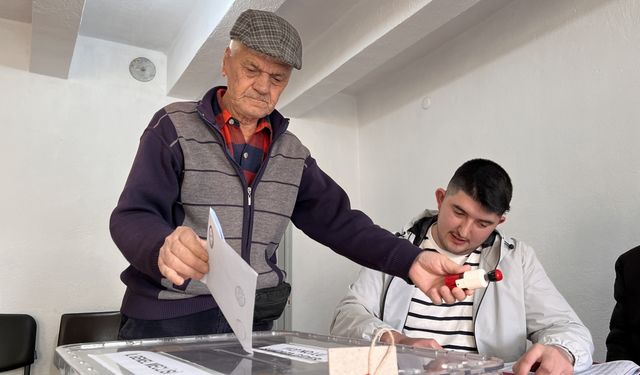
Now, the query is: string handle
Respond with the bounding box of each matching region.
[367,328,396,375]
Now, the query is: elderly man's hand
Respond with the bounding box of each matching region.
[512,343,574,375]
[158,226,209,285]
[408,251,472,304]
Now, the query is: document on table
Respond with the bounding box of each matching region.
[575,361,640,375]
[502,360,640,375]
[203,207,258,354]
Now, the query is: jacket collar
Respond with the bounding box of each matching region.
[403,209,503,251]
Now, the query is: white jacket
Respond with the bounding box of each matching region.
[330,212,594,371]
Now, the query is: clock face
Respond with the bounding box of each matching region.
[129,57,156,82]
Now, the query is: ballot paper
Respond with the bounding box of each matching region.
[204,208,258,354]
[230,358,253,375]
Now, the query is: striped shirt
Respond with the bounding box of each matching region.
[213,88,272,186]
[403,225,481,352]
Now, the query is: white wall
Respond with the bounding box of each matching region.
[288,94,363,334]
[0,23,176,374]
[356,0,640,362]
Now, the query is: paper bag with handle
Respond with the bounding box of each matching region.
[328,328,399,375]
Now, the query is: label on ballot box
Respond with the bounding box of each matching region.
[89,351,215,375]
[253,343,327,363]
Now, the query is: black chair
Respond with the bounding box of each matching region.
[0,314,37,375]
[57,311,121,346]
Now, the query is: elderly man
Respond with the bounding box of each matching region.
[110,9,468,340]
[331,159,594,375]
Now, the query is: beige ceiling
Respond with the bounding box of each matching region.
[0,0,511,115]
[0,0,31,23]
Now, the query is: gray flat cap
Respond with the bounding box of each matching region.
[230,9,302,70]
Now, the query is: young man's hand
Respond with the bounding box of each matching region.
[512,343,574,375]
[381,330,442,349]
[408,251,472,304]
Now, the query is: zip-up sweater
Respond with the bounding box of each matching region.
[330,210,594,371]
[110,87,422,320]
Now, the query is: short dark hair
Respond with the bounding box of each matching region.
[447,159,512,215]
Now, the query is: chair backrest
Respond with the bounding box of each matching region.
[0,314,37,375]
[57,311,121,346]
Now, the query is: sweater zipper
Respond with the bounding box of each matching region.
[197,109,289,263]
[243,120,288,263]
[198,111,253,261]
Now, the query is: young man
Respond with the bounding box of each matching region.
[330,159,594,374]
[110,9,468,340]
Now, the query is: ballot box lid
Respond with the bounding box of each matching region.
[55,330,504,374]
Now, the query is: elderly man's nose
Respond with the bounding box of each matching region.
[253,73,270,93]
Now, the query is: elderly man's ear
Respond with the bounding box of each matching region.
[221,47,231,77]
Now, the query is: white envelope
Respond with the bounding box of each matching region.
[204,208,258,354]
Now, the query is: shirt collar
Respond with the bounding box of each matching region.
[214,88,272,133]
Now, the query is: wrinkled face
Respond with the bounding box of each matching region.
[221,43,292,122]
[433,188,505,255]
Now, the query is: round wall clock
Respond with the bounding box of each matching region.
[129,57,156,82]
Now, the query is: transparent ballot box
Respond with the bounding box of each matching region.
[55,331,504,375]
